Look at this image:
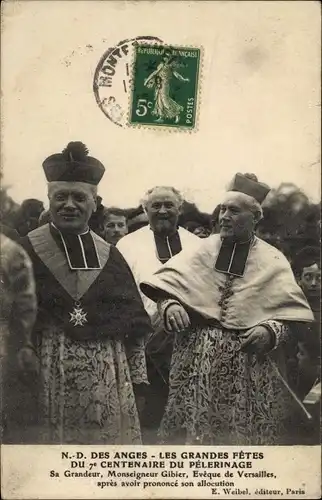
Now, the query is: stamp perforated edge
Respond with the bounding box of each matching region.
[126,43,204,133]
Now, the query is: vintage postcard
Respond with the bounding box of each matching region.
[0,0,321,499]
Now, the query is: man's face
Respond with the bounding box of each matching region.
[219,192,257,242]
[299,263,321,299]
[104,214,128,245]
[48,182,96,234]
[145,189,181,235]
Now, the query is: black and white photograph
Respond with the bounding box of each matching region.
[0,1,320,498]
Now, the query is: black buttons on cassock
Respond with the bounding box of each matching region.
[218,275,235,312]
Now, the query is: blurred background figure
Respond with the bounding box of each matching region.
[257,185,320,262]
[0,222,20,242]
[38,209,51,227]
[0,173,20,231]
[292,246,321,395]
[178,200,211,236]
[0,175,20,242]
[291,246,321,444]
[103,207,128,245]
[211,204,221,234]
[288,191,310,214]
[88,195,106,238]
[0,233,39,443]
[126,206,149,233]
[184,221,210,238]
[14,199,44,237]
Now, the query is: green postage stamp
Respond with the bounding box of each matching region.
[129,45,201,130]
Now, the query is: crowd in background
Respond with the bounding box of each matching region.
[1,181,320,262]
[0,176,320,443]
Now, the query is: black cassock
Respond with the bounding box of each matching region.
[22,223,151,444]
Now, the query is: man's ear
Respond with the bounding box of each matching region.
[253,210,263,226]
[91,191,98,212]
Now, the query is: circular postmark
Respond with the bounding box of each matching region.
[93,36,163,127]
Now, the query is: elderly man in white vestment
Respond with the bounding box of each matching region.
[117,186,200,434]
[141,174,314,445]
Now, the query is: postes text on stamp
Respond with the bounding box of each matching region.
[129,45,201,130]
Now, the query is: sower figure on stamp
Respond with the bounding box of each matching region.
[117,186,200,439]
[144,50,189,124]
[21,142,152,444]
[141,173,314,445]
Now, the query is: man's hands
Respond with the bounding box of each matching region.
[164,306,274,356]
[165,303,190,333]
[239,326,274,356]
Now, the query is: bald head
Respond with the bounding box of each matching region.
[223,191,263,222]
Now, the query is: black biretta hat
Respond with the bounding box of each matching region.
[227,173,270,204]
[43,142,105,185]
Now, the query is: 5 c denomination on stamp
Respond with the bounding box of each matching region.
[129,44,201,130]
